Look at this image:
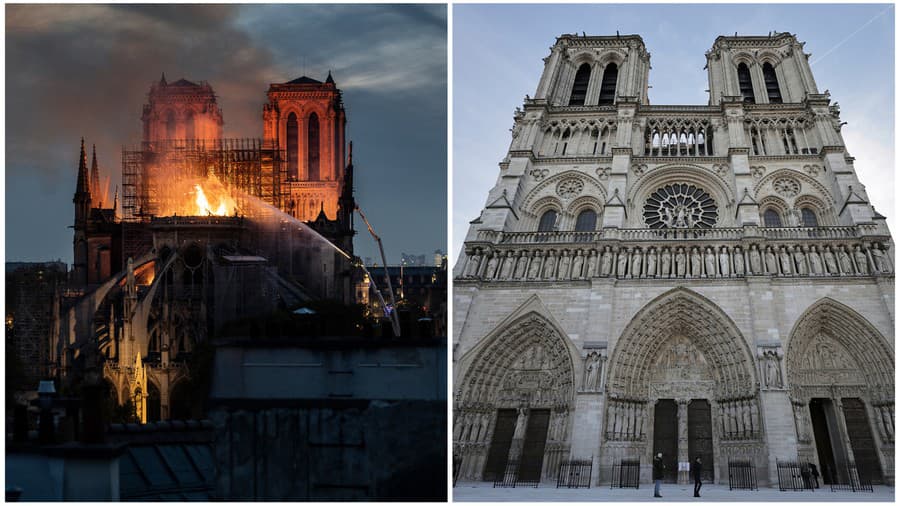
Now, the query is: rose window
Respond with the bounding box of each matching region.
[643,183,718,229]
[556,178,584,199]
[773,177,800,197]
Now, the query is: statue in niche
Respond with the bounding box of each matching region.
[583,352,601,391]
[646,248,658,277]
[823,245,838,274]
[630,247,643,278]
[558,251,572,279]
[528,251,542,279]
[514,252,529,279]
[871,243,889,273]
[500,251,515,279]
[793,245,808,275]
[808,245,823,275]
[598,247,610,276]
[660,247,672,277]
[513,408,528,439]
[837,245,854,274]
[617,247,629,277]
[764,246,778,274]
[779,246,793,275]
[749,244,762,274]
[543,251,558,278]
[853,245,869,274]
[719,246,731,277]
[572,250,585,279]
[587,249,599,278]
[733,246,745,276]
[764,350,783,388]
[794,404,811,441]
[690,247,702,277]
[704,246,717,277]
[464,249,481,277]
[881,406,894,440]
[675,247,687,277]
[484,252,500,279]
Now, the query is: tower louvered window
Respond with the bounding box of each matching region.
[308,112,320,181]
[738,63,755,103]
[538,210,558,232]
[762,62,782,103]
[763,209,782,227]
[569,64,591,106]
[575,209,597,231]
[598,63,618,105]
[801,208,818,227]
[287,113,299,179]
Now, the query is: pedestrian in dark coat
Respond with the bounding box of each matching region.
[652,453,665,498]
[809,463,820,488]
[691,457,703,497]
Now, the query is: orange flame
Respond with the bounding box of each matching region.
[193,181,236,216]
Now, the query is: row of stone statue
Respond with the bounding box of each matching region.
[605,398,647,441]
[718,398,760,441]
[462,241,892,281]
[873,403,895,443]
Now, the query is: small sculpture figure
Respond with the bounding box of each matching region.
[853,245,869,274]
[749,244,762,274]
[718,246,731,277]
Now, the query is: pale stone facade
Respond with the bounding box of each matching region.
[453,33,894,487]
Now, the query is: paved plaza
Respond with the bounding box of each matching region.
[453,482,895,502]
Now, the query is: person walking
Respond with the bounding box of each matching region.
[809,463,820,488]
[653,453,665,498]
[691,457,703,497]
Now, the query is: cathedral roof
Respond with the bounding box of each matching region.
[169,78,200,87]
[285,76,323,85]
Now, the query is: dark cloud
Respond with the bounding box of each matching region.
[6,4,447,264]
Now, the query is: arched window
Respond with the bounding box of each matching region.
[165,111,176,140]
[185,110,195,141]
[737,63,755,104]
[286,113,299,179]
[538,210,558,232]
[307,112,320,181]
[598,63,618,105]
[800,208,818,227]
[574,209,597,232]
[569,63,591,106]
[763,209,782,227]
[762,62,782,103]
[559,129,571,155]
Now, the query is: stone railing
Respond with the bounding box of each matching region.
[479,225,871,246]
[459,237,893,282]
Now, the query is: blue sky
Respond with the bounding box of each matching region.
[6,4,447,264]
[452,3,894,258]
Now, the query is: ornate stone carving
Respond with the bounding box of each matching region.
[582,351,603,392]
[803,164,821,177]
[529,168,550,180]
[556,178,584,199]
[644,183,718,229]
[750,166,766,179]
[631,163,648,177]
[596,166,612,180]
[773,176,801,197]
[759,346,784,389]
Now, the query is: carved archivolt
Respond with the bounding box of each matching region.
[754,168,835,207]
[521,170,607,219]
[456,312,576,410]
[606,288,757,399]
[785,298,894,398]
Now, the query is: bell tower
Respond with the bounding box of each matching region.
[263,72,347,221]
[535,33,651,106]
[141,74,224,144]
[705,32,820,105]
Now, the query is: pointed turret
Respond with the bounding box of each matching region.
[160,72,167,86]
[90,144,101,206]
[75,138,90,197]
[72,138,92,286]
[326,70,335,84]
[338,141,356,232]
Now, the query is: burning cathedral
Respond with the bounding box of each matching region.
[55,73,358,421]
[453,33,894,488]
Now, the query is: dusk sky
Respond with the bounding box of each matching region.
[6,4,447,264]
[453,4,894,259]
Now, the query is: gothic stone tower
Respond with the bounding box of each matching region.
[141,74,224,144]
[263,73,347,222]
[453,33,894,488]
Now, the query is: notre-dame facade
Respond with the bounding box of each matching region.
[453,33,894,487]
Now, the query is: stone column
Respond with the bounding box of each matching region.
[508,408,529,462]
[677,398,690,484]
[832,398,858,467]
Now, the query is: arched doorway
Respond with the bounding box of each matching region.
[604,288,760,483]
[785,298,894,485]
[454,309,576,483]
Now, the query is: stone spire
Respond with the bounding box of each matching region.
[326,70,335,84]
[75,138,90,197]
[90,144,101,205]
[160,72,167,86]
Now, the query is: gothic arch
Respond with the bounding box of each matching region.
[606,288,757,399]
[785,298,894,397]
[521,170,607,221]
[754,168,835,207]
[626,164,734,228]
[456,307,578,410]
